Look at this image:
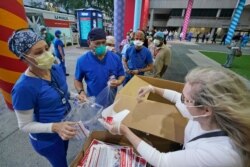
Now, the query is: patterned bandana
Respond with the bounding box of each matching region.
[8,28,43,58]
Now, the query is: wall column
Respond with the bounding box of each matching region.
[114,0,125,51]
[149,9,154,30]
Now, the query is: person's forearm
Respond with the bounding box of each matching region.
[151,85,165,97]
[120,125,142,149]
[117,76,125,85]
[58,46,65,59]
[74,79,84,93]
[122,59,129,71]
[139,64,153,73]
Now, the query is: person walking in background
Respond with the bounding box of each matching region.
[53,30,69,76]
[100,66,250,167]
[205,32,210,44]
[152,31,171,78]
[220,34,227,45]
[202,33,206,43]
[40,27,54,48]
[211,33,217,44]
[241,33,249,47]
[195,32,200,43]
[223,36,241,68]
[123,30,153,85]
[179,32,183,41]
[8,28,84,167]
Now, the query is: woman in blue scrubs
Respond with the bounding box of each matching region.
[8,28,81,167]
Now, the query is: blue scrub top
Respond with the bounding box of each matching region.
[75,50,125,97]
[53,38,64,60]
[12,65,70,123]
[125,46,153,73]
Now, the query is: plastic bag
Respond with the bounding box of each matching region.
[235,49,242,57]
[62,97,104,140]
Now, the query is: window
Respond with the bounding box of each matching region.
[220,9,234,17]
[154,14,168,20]
[191,9,217,17]
[170,9,183,16]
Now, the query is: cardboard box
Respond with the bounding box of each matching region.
[114,75,187,144]
[71,76,187,166]
[70,131,182,167]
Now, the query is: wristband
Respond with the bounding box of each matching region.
[78,89,84,94]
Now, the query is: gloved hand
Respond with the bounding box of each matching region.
[137,85,155,103]
[98,118,121,135]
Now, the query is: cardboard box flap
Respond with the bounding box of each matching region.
[114,95,186,144]
[115,75,187,144]
[119,75,151,100]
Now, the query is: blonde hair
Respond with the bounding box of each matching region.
[185,66,250,166]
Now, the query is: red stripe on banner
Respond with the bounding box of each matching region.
[0,55,27,72]
[0,25,15,42]
[44,19,71,28]
[124,0,135,38]
[0,79,14,93]
[0,0,27,21]
[140,0,149,30]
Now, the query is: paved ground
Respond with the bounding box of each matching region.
[0,40,249,166]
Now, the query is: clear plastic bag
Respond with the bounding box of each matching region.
[62,97,104,140]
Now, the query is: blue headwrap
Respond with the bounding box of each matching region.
[8,28,43,58]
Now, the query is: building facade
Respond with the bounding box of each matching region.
[149,0,250,37]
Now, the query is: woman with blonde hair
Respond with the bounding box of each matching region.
[100,66,250,167]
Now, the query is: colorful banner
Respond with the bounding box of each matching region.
[225,0,246,44]
[133,0,142,31]
[114,0,125,51]
[182,0,194,40]
[0,0,28,110]
[124,0,135,37]
[140,0,150,31]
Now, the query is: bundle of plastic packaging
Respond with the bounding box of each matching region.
[62,97,104,140]
[95,75,117,109]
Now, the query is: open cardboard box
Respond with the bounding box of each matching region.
[71,75,187,166]
[115,75,187,144]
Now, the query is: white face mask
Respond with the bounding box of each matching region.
[153,39,161,46]
[106,46,115,52]
[175,102,208,121]
[133,40,144,47]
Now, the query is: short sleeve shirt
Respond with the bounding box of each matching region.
[125,46,153,72]
[75,50,125,97]
[12,65,69,123]
[53,38,64,59]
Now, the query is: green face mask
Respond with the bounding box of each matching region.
[95,45,106,56]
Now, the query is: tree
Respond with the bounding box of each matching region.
[49,0,114,17]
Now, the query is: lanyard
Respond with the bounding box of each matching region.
[29,68,71,113]
[183,131,228,150]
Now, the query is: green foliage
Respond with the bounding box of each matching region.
[49,0,114,17]
[200,51,250,80]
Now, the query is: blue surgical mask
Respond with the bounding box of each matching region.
[95,45,106,56]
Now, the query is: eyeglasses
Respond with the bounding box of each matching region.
[180,93,195,104]
[106,43,114,47]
